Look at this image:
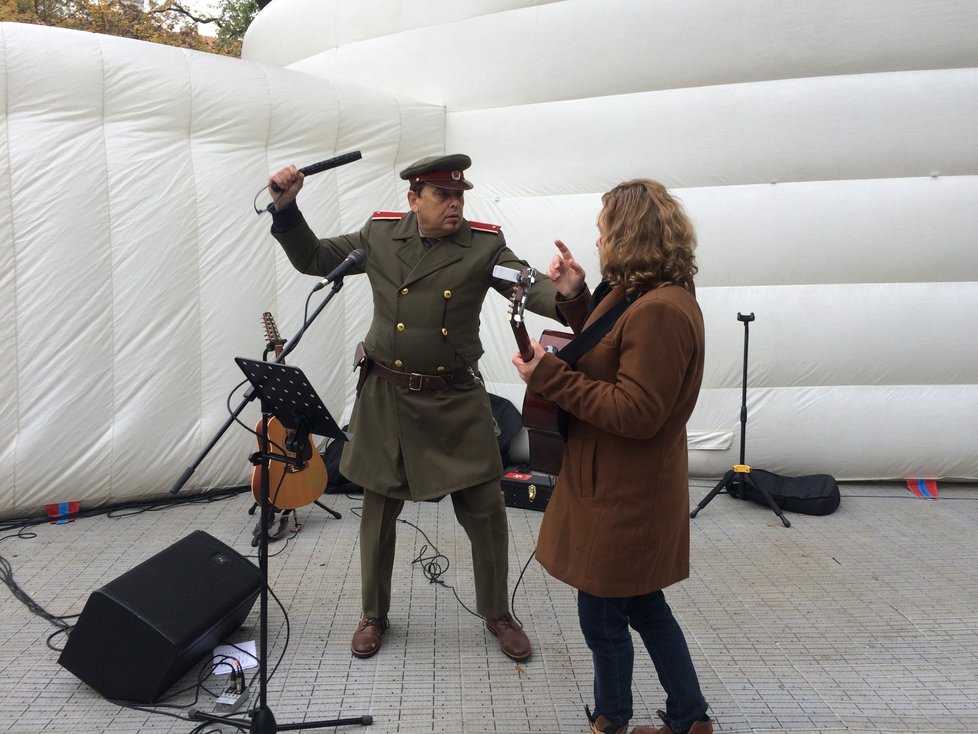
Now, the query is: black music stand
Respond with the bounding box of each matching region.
[191,358,370,733]
[690,313,791,528]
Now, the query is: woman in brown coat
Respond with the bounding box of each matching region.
[512,179,712,734]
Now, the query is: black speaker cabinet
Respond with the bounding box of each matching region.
[58,530,261,703]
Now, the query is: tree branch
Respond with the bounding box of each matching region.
[151,2,221,28]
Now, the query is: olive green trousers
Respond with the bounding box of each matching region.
[359,478,511,619]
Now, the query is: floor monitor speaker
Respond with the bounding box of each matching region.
[58,529,261,703]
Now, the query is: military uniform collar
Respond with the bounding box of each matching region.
[391,211,474,248]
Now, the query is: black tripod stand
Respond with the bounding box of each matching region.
[690,312,791,528]
[191,357,371,732]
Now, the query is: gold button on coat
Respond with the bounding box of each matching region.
[394,359,403,368]
[400,287,409,295]
[443,290,452,299]
[441,328,448,336]
[396,323,405,332]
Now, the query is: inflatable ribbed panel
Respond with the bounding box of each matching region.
[2,0,976,518]
[242,0,977,481]
[0,22,444,517]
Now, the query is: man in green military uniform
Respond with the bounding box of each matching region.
[266,153,556,661]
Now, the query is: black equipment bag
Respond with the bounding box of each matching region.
[730,468,840,516]
[322,424,361,493]
[489,394,523,465]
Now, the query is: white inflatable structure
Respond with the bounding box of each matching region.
[1,1,976,518]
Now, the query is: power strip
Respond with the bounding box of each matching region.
[215,686,249,713]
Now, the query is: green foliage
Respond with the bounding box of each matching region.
[0,0,259,57]
[212,0,257,56]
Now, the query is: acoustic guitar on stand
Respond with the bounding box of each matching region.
[495,265,572,474]
[251,312,328,510]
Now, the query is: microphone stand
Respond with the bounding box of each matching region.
[690,312,790,527]
[170,276,371,732]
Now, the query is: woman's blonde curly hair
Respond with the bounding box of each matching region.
[599,179,698,298]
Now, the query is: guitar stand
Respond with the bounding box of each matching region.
[247,501,343,547]
[248,508,291,546]
[690,313,790,528]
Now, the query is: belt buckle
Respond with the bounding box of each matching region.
[408,373,424,391]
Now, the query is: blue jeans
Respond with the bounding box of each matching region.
[578,589,708,733]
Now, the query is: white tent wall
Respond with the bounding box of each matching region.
[453,75,978,480]
[0,22,444,519]
[0,0,973,518]
[242,0,978,481]
[245,0,978,113]
[240,0,564,70]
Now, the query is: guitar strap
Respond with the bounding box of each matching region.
[555,289,634,368]
[553,286,635,438]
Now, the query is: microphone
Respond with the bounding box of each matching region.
[312,249,366,290]
[269,150,362,193]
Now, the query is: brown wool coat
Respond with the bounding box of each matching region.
[528,283,705,597]
[273,210,557,500]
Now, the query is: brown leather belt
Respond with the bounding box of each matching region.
[369,359,457,391]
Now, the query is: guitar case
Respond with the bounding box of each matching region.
[730,468,841,516]
[501,469,555,512]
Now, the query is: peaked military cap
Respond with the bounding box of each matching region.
[399,153,473,190]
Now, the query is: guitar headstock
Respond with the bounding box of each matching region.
[492,264,538,361]
[260,311,286,359]
[508,267,538,324]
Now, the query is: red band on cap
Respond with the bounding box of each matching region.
[413,169,465,183]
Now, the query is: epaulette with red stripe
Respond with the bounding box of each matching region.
[372,211,405,220]
[469,220,501,234]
